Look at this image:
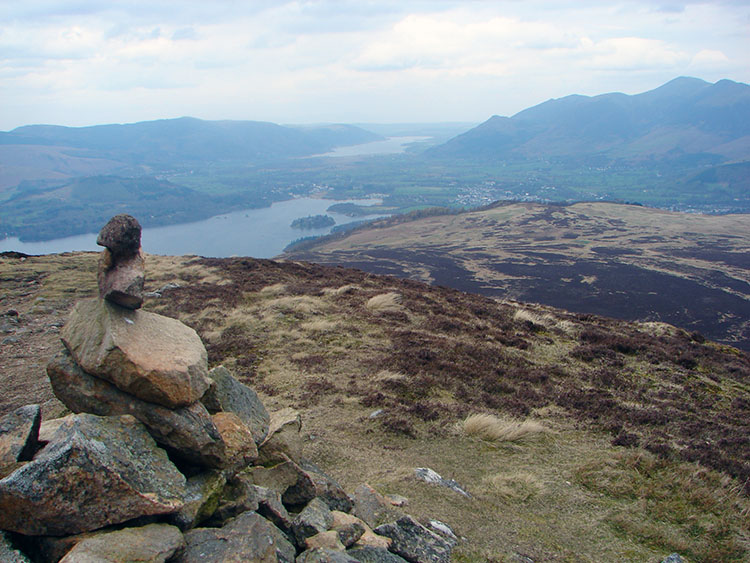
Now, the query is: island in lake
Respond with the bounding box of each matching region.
[290,214,336,230]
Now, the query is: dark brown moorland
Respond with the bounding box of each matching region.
[1,251,749,561]
[286,201,750,351]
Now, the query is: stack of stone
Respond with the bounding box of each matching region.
[0,214,456,562]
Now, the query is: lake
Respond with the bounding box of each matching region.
[313,136,431,157]
[0,198,383,258]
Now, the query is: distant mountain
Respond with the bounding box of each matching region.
[0,117,383,167]
[430,77,750,163]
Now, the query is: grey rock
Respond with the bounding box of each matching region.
[414,467,470,497]
[336,522,365,548]
[346,546,408,563]
[62,298,210,409]
[169,470,227,531]
[267,521,296,563]
[0,404,40,477]
[254,484,293,530]
[258,407,303,465]
[97,214,141,256]
[427,519,458,546]
[246,460,301,496]
[0,413,185,536]
[661,555,685,563]
[202,365,270,445]
[0,532,31,563]
[351,484,399,529]
[206,470,260,526]
[374,515,453,563]
[47,347,228,467]
[285,460,353,513]
[296,548,359,563]
[176,511,278,563]
[292,497,334,546]
[58,523,184,563]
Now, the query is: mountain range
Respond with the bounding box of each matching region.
[429,77,750,164]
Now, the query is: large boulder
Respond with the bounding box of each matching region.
[0,404,40,477]
[47,348,227,467]
[202,366,270,445]
[58,523,184,563]
[0,413,186,536]
[175,511,278,563]
[61,298,210,409]
[351,484,399,529]
[374,516,453,563]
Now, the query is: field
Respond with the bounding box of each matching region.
[1,251,749,561]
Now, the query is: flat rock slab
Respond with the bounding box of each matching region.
[374,516,453,563]
[175,511,278,563]
[62,298,210,409]
[58,523,184,563]
[0,413,186,536]
[0,404,40,477]
[203,366,270,445]
[47,348,227,468]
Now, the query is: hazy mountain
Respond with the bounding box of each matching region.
[0,117,383,166]
[430,77,750,163]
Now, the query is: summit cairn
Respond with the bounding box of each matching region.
[0,214,456,562]
[96,214,146,309]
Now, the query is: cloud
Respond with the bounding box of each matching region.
[0,0,748,129]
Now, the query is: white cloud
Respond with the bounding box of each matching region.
[0,0,748,129]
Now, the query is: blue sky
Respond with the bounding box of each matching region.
[1,1,748,130]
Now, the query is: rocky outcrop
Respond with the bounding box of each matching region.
[0,414,185,536]
[61,298,210,409]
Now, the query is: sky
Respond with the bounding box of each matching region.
[1,1,749,131]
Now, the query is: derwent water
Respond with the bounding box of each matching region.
[0,198,383,258]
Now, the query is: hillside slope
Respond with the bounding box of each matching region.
[1,251,749,561]
[286,202,750,352]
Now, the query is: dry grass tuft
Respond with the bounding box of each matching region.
[322,284,360,296]
[259,283,288,296]
[366,292,403,312]
[463,413,548,443]
[483,471,545,501]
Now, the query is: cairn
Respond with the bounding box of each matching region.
[0,214,456,562]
